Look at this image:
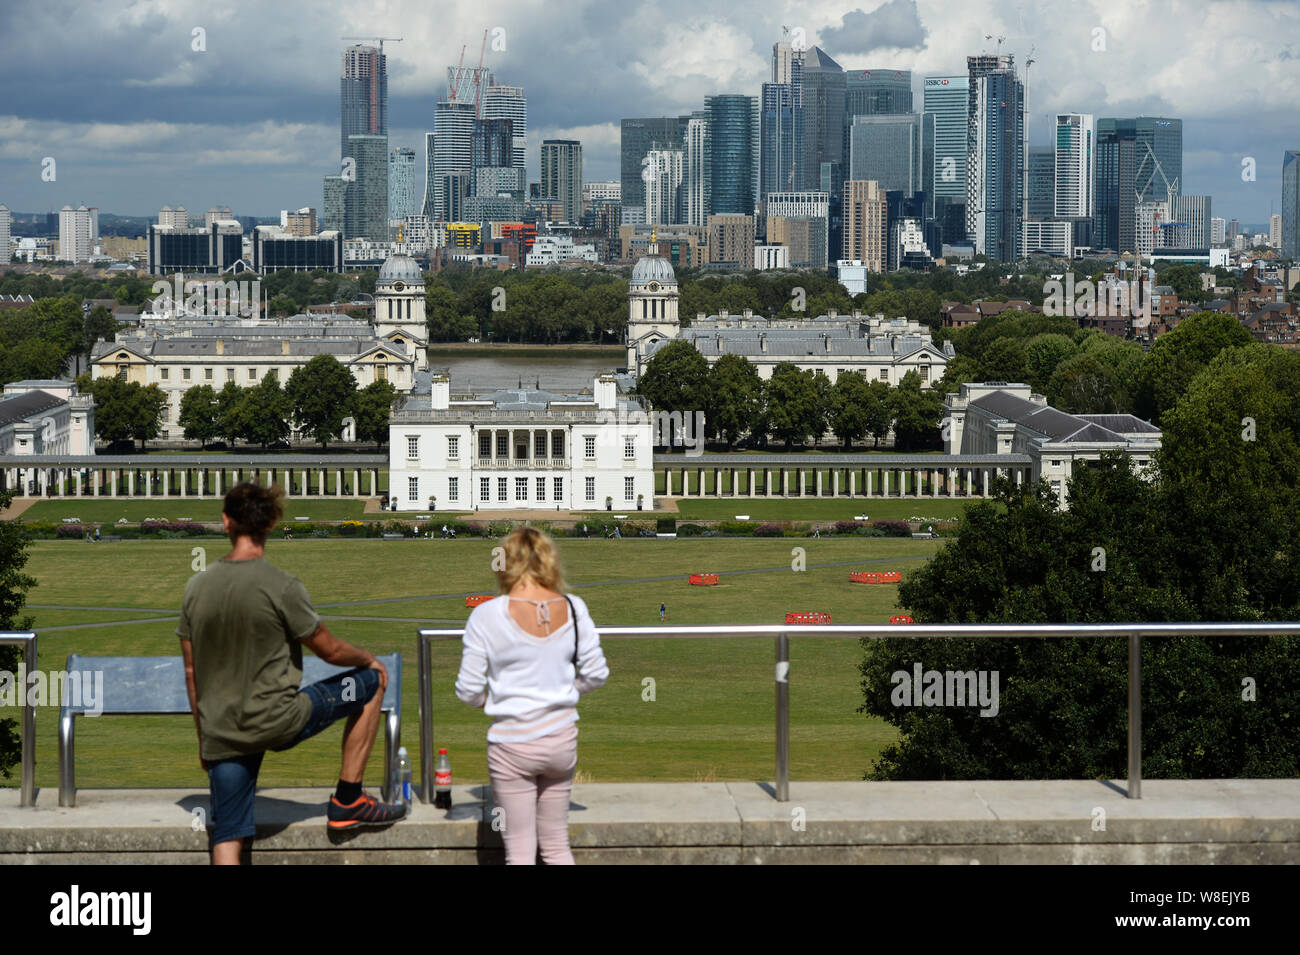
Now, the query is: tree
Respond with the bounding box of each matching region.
[238,373,292,447]
[178,384,219,448]
[425,283,463,342]
[1047,353,1120,414]
[354,379,398,449]
[764,363,826,449]
[0,338,66,385]
[77,374,161,447]
[1022,333,1079,394]
[889,371,944,450]
[129,384,167,450]
[933,354,980,396]
[862,379,893,448]
[1133,312,1253,424]
[81,305,119,367]
[636,340,709,420]
[704,355,763,448]
[0,486,36,780]
[827,371,874,449]
[215,381,245,446]
[978,336,1028,382]
[285,354,359,447]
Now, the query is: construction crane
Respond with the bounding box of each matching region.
[447,31,492,116]
[340,35,404,54]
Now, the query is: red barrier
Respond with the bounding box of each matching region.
[465,594,494,607]
[688,573,720,586]
[849,570,902,583]
[890,615,915,624]
[784,611,832,625]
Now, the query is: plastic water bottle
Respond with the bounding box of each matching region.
[395,746,412,810]
[434,748,452,809]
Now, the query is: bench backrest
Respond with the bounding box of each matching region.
[61,653,402,717]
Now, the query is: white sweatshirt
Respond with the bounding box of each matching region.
[455,593,609,743]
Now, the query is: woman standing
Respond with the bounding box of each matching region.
[455,526,609,864]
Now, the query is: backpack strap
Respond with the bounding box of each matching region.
[564,594,580,677]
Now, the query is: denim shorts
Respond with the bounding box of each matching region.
[206,667,380,845]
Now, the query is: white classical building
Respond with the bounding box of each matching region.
[0,381,95,457]
[388,373,654,512]
[944,382,1161,508]
[90,253,428,441]
[627,239,952,384]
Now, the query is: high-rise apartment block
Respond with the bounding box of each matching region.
[540,139,583,224]
[842,180,886,272]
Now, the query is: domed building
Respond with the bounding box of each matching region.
[625,235,680,374]
[374,252,428,370]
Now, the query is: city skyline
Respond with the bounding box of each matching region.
[0,0,1297,224]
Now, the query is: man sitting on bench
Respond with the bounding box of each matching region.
[178,482,404,865]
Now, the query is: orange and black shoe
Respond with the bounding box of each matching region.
[327,792,407,830]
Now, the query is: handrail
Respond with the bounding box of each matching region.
[416,622,1300,804]
[0,632,37,807]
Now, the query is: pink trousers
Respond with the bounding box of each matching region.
[487,722,579,865]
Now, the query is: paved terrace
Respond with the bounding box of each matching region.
[2,780,1296,864]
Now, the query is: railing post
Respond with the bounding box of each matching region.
[418,633,434,803]
[775,632,790,802]
[22,635,36,807]
[1127,633,1142,799]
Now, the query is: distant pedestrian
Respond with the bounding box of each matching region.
[813,525,821,538]
[659,603,666,622]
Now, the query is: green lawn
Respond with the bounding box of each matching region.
[9,537,942,790]
[670,498,971,522]
[21,499,370,524]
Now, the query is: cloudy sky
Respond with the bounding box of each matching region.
[1,0,1296,225]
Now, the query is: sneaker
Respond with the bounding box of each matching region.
[327,792,407,830]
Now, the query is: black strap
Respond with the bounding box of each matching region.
[563,594,580,677]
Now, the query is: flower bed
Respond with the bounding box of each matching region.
[849,570,903,584]
[688,573,719,586]
[784,611,832,624]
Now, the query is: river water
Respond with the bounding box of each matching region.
[429,353,621,395]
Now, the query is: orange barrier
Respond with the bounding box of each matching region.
[890,615,915,624]
[688,573,720,586]
[849,570,903,583]
[784,611,832,625]
[465,594,494,607]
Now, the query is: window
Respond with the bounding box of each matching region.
[625,476,634,500]
[408,476,419,501]
[116,366,128,381]
[447,436,459,459]
[448,477,459,502]
[536,477,546,500]
[407,436,419,460]
[161,368,169,380]
[205,368,213,380]
[248,368,257,380]
[479,432,491,457]
[1051,460,1061,468]
[376,362,387,382]
[879,369,889,381]
[585,476,596,501]
[584,435,596,459]
[553,477,563,500]
[162,405,170,422]
[919,364,929,382]
[552,433,564,458]
[534,433,547,457]
[497,477,507,500]
[624,436,635,459]
[183,367,191,381]
[226,368,235,382]
[515,477,527,501]
[496,432,508,457]
[480,476,490,500]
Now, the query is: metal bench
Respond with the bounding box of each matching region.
[58,652,402,807]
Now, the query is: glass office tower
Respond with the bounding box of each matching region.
[705,94,759,215]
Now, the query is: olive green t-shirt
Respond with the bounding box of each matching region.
[176,557,319,761]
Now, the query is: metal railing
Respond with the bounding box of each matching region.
[417,621,1300,804]
[0,632,37,807]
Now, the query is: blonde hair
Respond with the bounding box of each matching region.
[496,526,567,594]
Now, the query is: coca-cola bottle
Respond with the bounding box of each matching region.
[434,748,452,809]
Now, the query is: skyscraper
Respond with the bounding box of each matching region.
[844,69,913,116]
[481,85,528,169]
[389,147,418,220]
[685,114,711,226]
[1170,194,1211,248]
[426,100,475,222]
[1054,114,1094,225]
[704,95,759,216]
[966,56,1024,262]
[340,45,388,156]
[59,205,95,263]
[922,75,968,238]
[472,118,514,172]
[1095,117,1183,253]
[799,47,846,194]
[842,180,886,272]
[644,145,684,225]
[1027,146,1055,218]
[343,134,389,240]
[0,205,10,264]
[848,114,922,195]
[621,117,690,219]
[760,80,802,202]
[541,140,583,224]
[1283,150,1300,260]
[323,176,345,232]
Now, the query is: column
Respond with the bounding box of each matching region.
[832,469,839,497]
[866,469,873,497]
[782,469,789,496]
[815,469,822,497]
[161,470,169,497]
[353,469,360,497]
[931,468,939,498]
[765,468,773,498]
[93,470,100,497]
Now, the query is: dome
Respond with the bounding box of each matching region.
[631,253,676,286]
[378,254,424,287]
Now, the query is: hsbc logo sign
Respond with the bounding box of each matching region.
[925,79,950,86]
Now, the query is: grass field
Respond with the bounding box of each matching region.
[671,498,971,522]
[20,499,371,524]
[6,536,943,791]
